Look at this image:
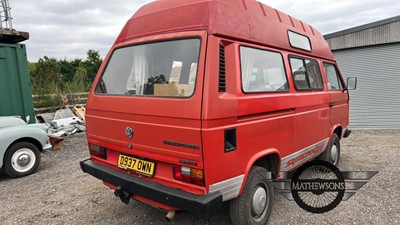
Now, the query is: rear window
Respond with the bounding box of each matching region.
[96,38,201,97]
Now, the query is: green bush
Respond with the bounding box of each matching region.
[30,50,102,108]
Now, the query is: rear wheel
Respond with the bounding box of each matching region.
[319,133,340,166]
[4,142,41,178]
[230,166,273,225]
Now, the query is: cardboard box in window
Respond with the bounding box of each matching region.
[154,83,194,97]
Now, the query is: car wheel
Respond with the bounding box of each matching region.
[4,142,41,178]
[319,133,340,166]
[230,166,273,225]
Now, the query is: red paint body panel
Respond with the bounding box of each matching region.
[83,0,350,212]
[116,0,334,61]
[87,31,209,196]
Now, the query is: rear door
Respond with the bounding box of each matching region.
[86,33,207,190]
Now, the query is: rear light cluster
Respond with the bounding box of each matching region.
[173,165,205,186]
[89,144,107,159]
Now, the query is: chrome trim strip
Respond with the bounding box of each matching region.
[42,137,52,151]
[42,143,52,151]
[209,174,244,202]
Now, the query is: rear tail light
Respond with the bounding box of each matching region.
[173,165,205,186]
[89,144,107,159]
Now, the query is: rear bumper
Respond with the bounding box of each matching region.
[42,142,52,151]
[80,159,222,217]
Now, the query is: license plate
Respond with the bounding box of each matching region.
[117,154,155,177]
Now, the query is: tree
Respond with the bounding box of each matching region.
[30,56,61,95]
[28,50,103,107]
[29,56,62,107]
[84,50,102,83]
[60,58,82,83]
[28,62,36,75]
[73,62,88,92]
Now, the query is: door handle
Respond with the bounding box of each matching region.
[329,103,334,107]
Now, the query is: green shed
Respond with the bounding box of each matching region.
[0,43,35,123]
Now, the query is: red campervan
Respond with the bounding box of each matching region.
[80,0,356,224]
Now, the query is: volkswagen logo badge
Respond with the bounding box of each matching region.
[125,127,133,139]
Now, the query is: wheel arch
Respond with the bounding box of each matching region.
[239,149,281,195]
[2,137,42,168]
[7,138,43,154]
[3,138,42,178]
[330,124,343,140]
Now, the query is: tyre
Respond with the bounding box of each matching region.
[3,142,41,178]
[230,166,273,225]
[318,133,340,166]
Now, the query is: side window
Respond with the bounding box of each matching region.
[290,57,323,91]
[240,46,289,93]
[323,63,343,90]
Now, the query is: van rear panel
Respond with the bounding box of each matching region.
[85,32,208,195]
[86,107,204,193]
[86,108,203,163]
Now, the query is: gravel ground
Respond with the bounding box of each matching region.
[1,130,399,225]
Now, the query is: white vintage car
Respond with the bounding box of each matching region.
[0,116,52,178]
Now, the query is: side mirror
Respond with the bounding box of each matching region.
[346,77,357,90]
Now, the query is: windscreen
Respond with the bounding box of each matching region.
[96,38,201,97]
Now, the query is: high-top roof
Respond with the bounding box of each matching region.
[115,0,334,60]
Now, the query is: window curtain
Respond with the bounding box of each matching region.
[127,46,148,94]
[241,48,256,91]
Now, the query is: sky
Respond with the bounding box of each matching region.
[5,0,400,62]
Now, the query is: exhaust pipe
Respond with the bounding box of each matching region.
[165,210,176,221]
[114,186,130,205]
